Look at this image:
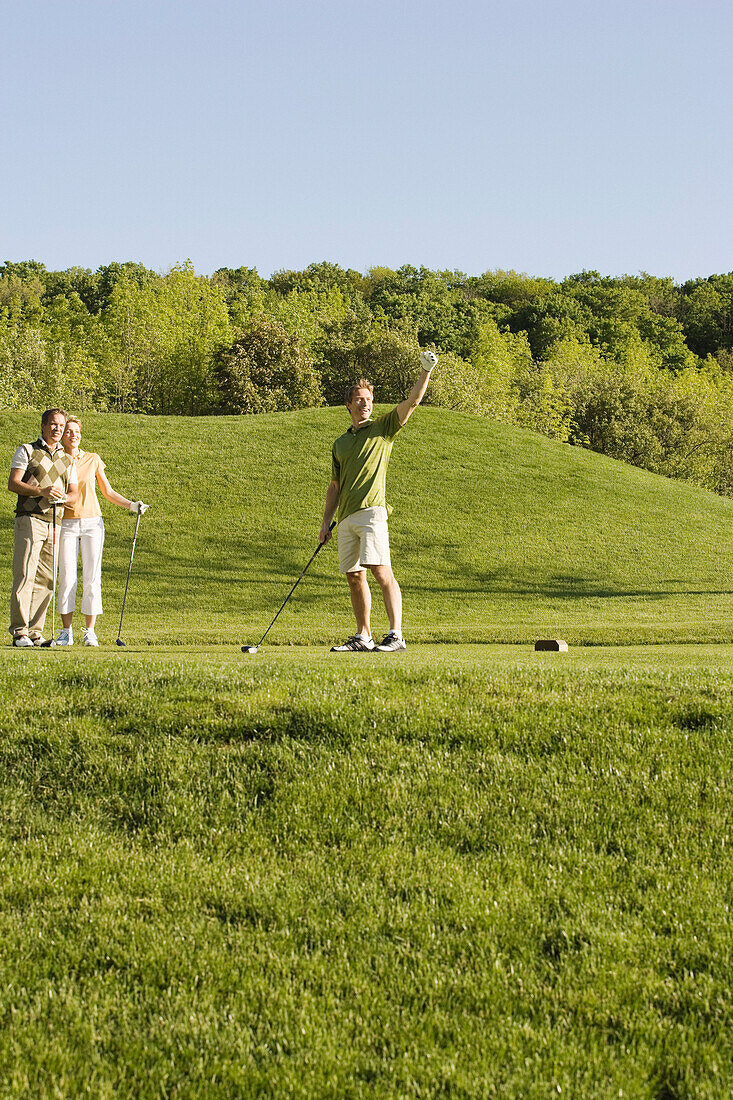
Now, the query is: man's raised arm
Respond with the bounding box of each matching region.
[396,351,438,426]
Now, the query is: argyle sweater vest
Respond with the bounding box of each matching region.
[16,441,74,522]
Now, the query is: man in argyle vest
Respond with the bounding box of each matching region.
[8,409,79,646]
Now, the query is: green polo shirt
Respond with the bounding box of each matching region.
[331,407,402,522]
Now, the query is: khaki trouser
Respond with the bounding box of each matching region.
[10,514,56,640]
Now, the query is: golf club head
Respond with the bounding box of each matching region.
[116,638,126,647]
[40,639,56,648]
[241,645,258,655]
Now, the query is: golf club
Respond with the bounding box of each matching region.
[40,498,63,647]
[242,520,336,654]
[116,507,143,647]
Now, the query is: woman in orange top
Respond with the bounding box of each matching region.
[56,417,147,647]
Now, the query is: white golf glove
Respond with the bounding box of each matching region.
[130,501,149,514]
[420,350,438,372]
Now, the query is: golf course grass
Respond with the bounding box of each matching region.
[2,405,732,648]
[2,409,733,1096]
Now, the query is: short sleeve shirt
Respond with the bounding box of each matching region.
[331,407,402,522]
[64,451,105,519]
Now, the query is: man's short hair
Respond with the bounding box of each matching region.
[344,379,374,405]
[41,408,67,426]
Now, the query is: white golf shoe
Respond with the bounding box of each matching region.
[83,628,99,647]
[56,628,73,646]
[375,631,407,653]
[12,635,34,648]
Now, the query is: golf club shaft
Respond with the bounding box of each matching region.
[117,508,142,642]
[254,521,335,648]
[40,502,61,647]
[51,502,57,640]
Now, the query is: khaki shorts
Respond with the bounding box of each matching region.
[337,507,391,573]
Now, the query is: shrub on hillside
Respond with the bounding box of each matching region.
[430,320,533,423]
[538,337,733,490]
[354,327,423,405]
[511,359,574,440]
[426,350,492,414]
[214,319,322,414]
[317,326,423,406]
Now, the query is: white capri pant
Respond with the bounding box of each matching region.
[337,506,391,573]
[57,517,105,616]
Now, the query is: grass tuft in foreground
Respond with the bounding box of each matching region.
[1,650,732,1097]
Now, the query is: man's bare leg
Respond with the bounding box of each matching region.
[370,564,402,635]
[346,569,372,638]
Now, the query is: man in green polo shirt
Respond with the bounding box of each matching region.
[319,350,438,652]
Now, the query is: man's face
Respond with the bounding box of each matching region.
[347,387,373,426]
[41,414,66,448]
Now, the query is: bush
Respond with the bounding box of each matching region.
[214,319,322,414]
[317,326,423,407]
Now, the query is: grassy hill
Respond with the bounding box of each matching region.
[2,406,732,645]
[3,407,733,1095]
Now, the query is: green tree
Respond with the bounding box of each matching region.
[43,267,102,314]
[270,261,366,300]
[95,261,160,312]
[429,320,533,421]
[560,272,695,371]
[677,275,733,358]
[470,320,532,421]
[212,266,268,329]
[0,271,45,323]
[364,265,504,360]
[268,287,373,406]
[102,270,168,411]
[214,319,321,414]
[345,326,423,406]
[101,263,231,413]
[40,293,108,409]
[512,359,574,440]
[0,322,50,407]
[540,335,725,477]
[158,262,232,414]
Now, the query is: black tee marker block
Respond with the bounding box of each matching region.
[534,639,569,652]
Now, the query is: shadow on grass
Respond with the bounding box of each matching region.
[93,522,733,624]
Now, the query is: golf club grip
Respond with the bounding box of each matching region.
[311,517,336,561]
[316,518,337,553]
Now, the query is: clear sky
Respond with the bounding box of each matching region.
[3,0,732,281]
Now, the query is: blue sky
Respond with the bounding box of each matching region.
[3,0,732,281]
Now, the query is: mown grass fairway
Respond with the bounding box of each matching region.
[2,410,733,1096]
[2,407,733,646]
[1,645,732,1098]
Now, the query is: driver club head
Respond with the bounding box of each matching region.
[241,645,259,655]
[115,638,126,647]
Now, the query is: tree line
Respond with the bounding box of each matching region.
[3,258,733,494]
